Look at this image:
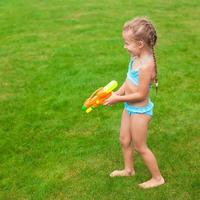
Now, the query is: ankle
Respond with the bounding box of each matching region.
[152,175,164,181]
[125,168,135,174]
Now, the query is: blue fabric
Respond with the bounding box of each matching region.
[124,100,154,116]
[126,57,152,89]
[127,58,139,85]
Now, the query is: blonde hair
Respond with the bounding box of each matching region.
[123,17,158,93]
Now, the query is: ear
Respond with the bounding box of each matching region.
[137,40,145,49]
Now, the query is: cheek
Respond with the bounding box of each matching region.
[130,46,136,51]
[128,45,133,50]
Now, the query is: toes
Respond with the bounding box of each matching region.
[138,182,148,189]
[109,170,134,177]
[109,170,118,177]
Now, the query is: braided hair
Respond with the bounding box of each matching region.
[123,17,158,93]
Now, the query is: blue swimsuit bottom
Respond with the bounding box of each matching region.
[124,101,154,116]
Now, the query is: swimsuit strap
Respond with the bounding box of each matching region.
[131,55,152,71]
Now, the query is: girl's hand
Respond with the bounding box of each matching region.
[103,92,121,106]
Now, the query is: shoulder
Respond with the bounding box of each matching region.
[140,58,154,73]
[139,59,154,81]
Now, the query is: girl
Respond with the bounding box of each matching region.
[104,17,165,189]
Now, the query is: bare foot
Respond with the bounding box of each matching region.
[110,169,135,177]
[138,177,165,189]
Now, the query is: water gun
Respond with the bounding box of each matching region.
[82,80,118,113]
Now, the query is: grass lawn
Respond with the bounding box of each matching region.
[0,0,199,199]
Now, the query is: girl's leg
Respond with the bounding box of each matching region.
[110,109,135,177]
[130,114,165,188]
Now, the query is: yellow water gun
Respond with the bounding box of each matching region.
[82,80,118,113]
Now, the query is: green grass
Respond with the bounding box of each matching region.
[0,0,199,199]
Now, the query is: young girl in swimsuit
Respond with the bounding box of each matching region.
[104,17,165,189]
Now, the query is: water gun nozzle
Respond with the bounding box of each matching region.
[82,105,87,111]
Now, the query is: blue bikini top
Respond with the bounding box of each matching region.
[126,57,152,88]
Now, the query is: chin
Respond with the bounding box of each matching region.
[130,52,136,57]
[128,51,134,55]
[133,53,139,57]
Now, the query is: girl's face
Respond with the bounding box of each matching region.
[122,30,143,56]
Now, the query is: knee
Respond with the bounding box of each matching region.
[134,145,148,155]
[119,136,131,148]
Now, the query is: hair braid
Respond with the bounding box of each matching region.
[148,24,158,94]
[152,48,158,94]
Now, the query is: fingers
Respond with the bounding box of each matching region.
[103,101,112,106]
[103,102,109,106]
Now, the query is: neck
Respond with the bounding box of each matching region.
[137,48,153,60]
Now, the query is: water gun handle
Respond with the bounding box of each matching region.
[87,87,103,100]
[82,87,103,113]
[84,91,111,113]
